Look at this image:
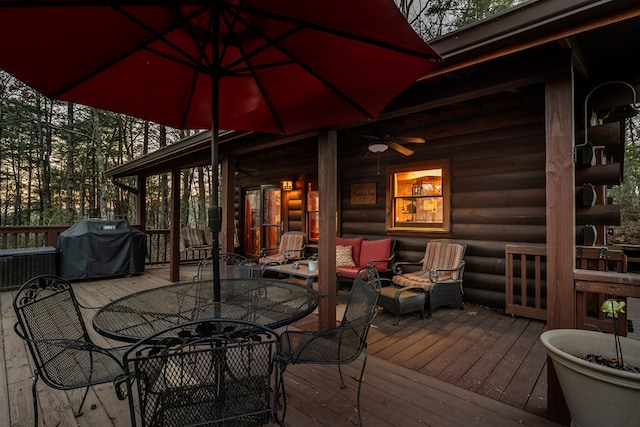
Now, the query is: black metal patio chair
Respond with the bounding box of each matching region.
[115,318,284,427]
[12,275,126,427]
[195,252,258,281]
[278,264,381,426]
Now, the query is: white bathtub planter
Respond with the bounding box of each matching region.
[540,300,640,427]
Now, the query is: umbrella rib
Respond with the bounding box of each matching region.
[231,13,377,122]
[117,3,214,70]
[218,7,287,133]
[230,2,441,62]
[45,3,213,98]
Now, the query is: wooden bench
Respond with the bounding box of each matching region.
[180,227,212,260]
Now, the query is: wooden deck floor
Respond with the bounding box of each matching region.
[0,266,563,426]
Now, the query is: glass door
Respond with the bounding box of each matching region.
[243,187,282,257]
[244,189,261,256]
[262,187,282,255]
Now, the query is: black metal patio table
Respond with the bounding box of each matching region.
[93,278,318,343]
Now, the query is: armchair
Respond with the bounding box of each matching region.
[259,231,307,265]
[379,240,466,324]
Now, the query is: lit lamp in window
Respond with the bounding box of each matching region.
[281,180,293,191]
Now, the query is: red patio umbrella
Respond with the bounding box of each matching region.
[0,1,441,300]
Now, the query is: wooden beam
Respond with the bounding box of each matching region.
[544,64,574,423]
[169,169,181,282]
[317,130,337,331]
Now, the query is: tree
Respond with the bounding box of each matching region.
[396,0,526,39]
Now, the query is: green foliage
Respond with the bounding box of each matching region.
[396,0,526,39]
[608,115,640,244]
[0,71,189,228]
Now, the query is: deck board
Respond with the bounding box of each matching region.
[0,266,564,426]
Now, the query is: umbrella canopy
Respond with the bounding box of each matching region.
[0,0,441,300]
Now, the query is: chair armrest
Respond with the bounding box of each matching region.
[283,246,305,261]
[392,258,424,274]
[114,374,129,400]
[368,252,396,270]
[432,260,466,276]
[261,261,280,271]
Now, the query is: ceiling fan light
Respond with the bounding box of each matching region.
[368,142,388,153]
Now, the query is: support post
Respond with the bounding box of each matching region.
[318,130,337,330]
[545,65,575,423]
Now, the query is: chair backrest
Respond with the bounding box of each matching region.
[13,275,90,386]
[180,226,207,249]
[422,240,466,280]
[277,231,307,257]
[339,265,382,353]
[194,256,213,281]
[195,253,251,280]
[120,319,281,427]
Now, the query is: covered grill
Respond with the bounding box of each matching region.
[58,219,146,280]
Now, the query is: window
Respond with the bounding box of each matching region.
[387,159,450,232]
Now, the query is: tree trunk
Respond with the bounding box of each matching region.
[92,108,108,219]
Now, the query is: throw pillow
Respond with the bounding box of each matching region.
[336,245,356,267]
[336,236,363,265]
[359,238,391,270]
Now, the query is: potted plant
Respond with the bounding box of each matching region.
[540,299,640,427]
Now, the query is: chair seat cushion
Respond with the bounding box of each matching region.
[379,286,425,300]
[259,254,286,264]
[336,266,360,279]
[392,271,455,289]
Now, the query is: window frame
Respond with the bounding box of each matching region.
[385,159,451,233]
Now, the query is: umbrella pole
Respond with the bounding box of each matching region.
[209,129,221,302]
[209,5,222,303]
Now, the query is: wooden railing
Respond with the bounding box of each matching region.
[0,226,68,249]
[505,244,547,321]
[506,243,637,334]
[0,226,208,266]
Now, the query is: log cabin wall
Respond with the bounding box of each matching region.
[339,86,547,309]
[231,80,623,310]
[233,139,318,254]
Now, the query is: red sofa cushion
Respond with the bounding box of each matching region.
[336,237,363,265]
[359,238,392,270]
[335,266,360,279]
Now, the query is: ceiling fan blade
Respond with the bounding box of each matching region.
[388,141,414,156]
[394,136,425,144]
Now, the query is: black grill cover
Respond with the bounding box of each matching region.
[58,219,146,280]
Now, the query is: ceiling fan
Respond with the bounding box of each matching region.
[364,131,426,156]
